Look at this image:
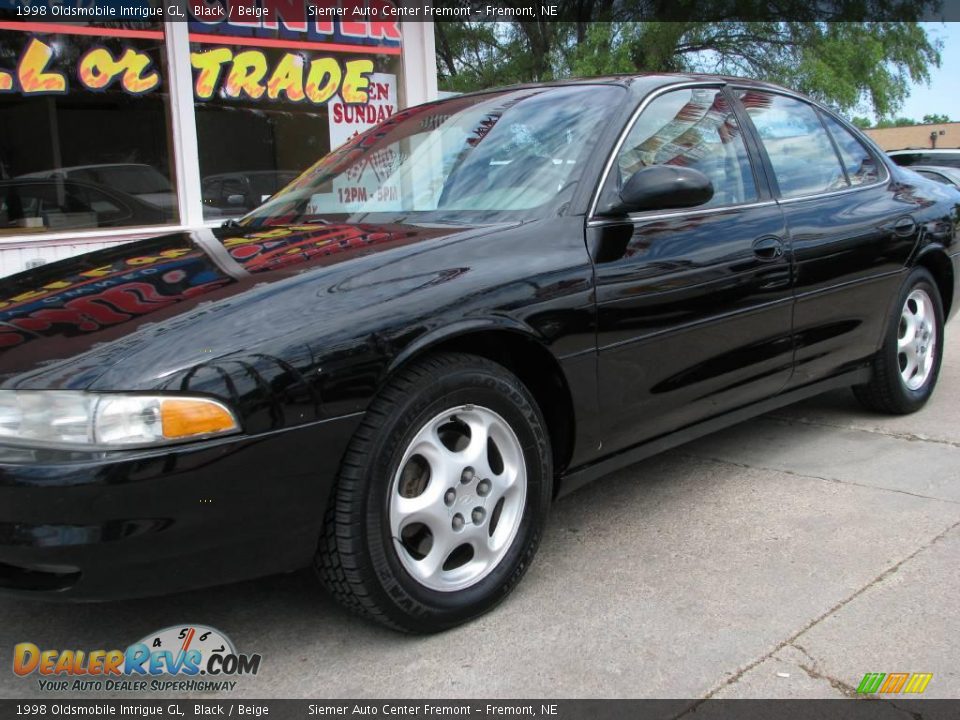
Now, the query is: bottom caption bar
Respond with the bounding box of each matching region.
[1,700,957,719]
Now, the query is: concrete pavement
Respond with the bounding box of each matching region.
[2,329,958,700]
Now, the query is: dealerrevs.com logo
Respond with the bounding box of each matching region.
[13,625,261,693]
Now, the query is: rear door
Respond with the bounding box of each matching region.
[735,88,920,387]
[589,84,795,455]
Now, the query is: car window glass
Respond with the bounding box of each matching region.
[222,179,246,198]
[202,179,222,204]
[891,152,960,168]
[616,88,758,209]
[743,92,848,198]
[915,170,950,184]
[252,85,625,221]
[29,183,97,230]
[69,186,130,224]
[821,115,879,186]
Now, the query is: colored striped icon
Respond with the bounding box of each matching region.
[856,672,933,694]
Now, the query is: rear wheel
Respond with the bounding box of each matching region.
[316,352,552,633]
[854,268,944,414]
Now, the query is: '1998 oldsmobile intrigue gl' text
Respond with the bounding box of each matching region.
[1,75,958,632]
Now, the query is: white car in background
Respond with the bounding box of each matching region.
[888,149,960,169]
[907,164,960,190]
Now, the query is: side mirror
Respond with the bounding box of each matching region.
[226,194,247,207]
[605,165,714,215]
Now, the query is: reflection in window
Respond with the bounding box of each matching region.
[821,115,879,187]
[743,92,847,198]
[246,85,624,224]
[616,87,758,209]
[190,41,401,221]
[915,170,954,185]
[0,27,178,233]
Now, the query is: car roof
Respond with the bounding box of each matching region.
[203,171,299,180]
[443,73,803,102]
[888,149,960,155]
[17,163,158,179]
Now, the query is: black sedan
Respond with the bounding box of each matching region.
[1,76,958,633]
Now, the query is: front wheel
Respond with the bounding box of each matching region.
[316,353,552,633]
[854,267,944,414]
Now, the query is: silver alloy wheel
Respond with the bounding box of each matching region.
[388,404,527,592]
[898,288,938,391]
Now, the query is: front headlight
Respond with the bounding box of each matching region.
[0,391,240,449]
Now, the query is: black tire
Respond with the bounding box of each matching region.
[315,352,552,633]
[854,267,944,414]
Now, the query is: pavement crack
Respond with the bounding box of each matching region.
[767,414,960,449]
[790,642,859,698]
[676,451,960,506]
[678,517,960,710]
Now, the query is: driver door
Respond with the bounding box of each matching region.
[589,85,795,454]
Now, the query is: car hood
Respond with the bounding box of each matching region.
[0,220,502,389]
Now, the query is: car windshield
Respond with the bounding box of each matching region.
[240,85,624,227]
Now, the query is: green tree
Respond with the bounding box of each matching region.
[874,117,918,128]
[922,113,951,124]
[435,20,941,118]
[851,116,873,129]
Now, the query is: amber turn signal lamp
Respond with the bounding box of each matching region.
[160,398,239,440]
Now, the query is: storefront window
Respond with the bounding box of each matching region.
[0,22,179,234]
[189,22,403,220]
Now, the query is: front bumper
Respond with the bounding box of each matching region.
[0,413,362,600]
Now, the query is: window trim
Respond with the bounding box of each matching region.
[165,22,205,229]
[586,199,779,228]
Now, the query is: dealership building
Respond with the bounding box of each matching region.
[0,10,438,276]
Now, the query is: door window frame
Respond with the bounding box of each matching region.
[728,86,890,204]
[588,81,778,225]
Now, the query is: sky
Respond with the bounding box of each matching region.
[898,22,960,122]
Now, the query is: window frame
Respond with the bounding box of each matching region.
[0,21,436,252]
[588,82,778,224]
[729,86,890,204]
[817,109,884,189]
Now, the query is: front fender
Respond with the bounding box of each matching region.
[385,317,553,379]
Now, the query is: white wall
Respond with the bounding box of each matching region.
[0,237,136,278]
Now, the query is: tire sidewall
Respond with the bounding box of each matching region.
[886,269,945,409]
[360,361,551,630]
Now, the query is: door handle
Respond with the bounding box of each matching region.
[752,236,785,260]
[893,216,917,237]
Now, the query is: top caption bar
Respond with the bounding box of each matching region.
[1,0,959,22]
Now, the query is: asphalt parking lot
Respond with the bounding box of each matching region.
[2,329,958,701]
